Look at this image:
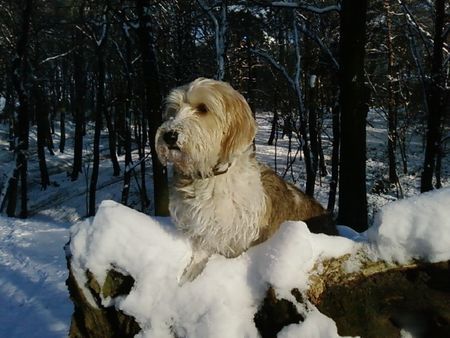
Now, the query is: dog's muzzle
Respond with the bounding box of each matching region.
[163,130,179,149]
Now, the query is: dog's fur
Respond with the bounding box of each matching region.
[156,78,336,283]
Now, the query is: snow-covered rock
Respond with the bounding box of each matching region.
[368,187,450,263]
[69,187,450,337]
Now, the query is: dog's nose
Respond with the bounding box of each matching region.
[163,131,179,147]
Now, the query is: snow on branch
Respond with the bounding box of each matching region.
[270,1,340,14]
[397,0,433,57]
[39,47,77,65]
[196,0,227,81]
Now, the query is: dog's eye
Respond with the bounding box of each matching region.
[164,107,178,120]
[196,103,208,115]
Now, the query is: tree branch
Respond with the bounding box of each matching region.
[270,1,340,14]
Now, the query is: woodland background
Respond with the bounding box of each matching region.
[0,0,448,232]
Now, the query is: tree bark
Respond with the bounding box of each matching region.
[88,33,107,217]
[307,75,319,188]
[420,0,446,193]
[59,103,66,153]
[71,1,86,181]
[9,0,33,218]
[197,0,228,81]
[104,107,121,176]
[327,101,339,214]
[136,0,169,216]
[337,0,369,231]
[120,20,134,206]
[384,0,399,185]
[34,85,51,190]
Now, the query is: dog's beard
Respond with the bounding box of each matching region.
[156,142,196,175]
[156,121,222,178]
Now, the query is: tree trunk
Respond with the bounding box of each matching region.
[71,2,86,181]
[104,108,121,176]
[197,0,228,81]
[5,168,19,217]
[384,0,399,185]
[9,0,33,218]
[136,0,169,216]
[88,38,106,217]
[135,115,149,210]
[327,101,339,213]
[120,24,134,206]
[307,75,319,187]
[4,78,16,151]
[268,109,278,146]
[34,85,51,190]
[420,0,446,193]
[59,105,66,153]
[292,19,314,197]
[337,0,369,231]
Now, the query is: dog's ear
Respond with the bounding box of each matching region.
[219,89,257,163]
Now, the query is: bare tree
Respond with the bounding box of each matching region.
[7,0,33,218]
[384,0,400,186]
[420,0,447,192]
[136,0,169,216]
[89,7,108,216]
[337,0,369,231]
[197,0,228,80]
[71,0,87,181]
[34,84,51,190]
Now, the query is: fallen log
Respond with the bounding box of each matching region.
[66,249,450,337]
[66,193,450,337]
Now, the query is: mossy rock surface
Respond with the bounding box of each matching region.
[66,258,140,338]
[316,261,450,337]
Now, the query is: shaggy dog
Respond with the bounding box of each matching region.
[156,78,336,284]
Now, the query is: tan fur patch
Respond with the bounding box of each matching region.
[257,165,336,243]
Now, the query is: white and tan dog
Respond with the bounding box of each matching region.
[156,78,336,284]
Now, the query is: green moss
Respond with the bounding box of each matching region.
[317,262,450,337]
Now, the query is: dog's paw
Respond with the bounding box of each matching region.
[177,250,210,286]
[178,264,202,286]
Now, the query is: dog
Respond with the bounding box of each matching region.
[156,78,336,284]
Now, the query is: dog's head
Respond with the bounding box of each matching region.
[156,78,256,178]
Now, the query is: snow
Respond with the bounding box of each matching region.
[0,120,152,338]
[0,215,71,338]
[367,187,450,263]
[70,200,359,338]
[69,186,450,337]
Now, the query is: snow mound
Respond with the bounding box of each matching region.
[70,201,357,338]
[368,187,450,263]
[69,188,450,337]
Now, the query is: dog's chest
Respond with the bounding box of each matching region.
[169,163,266,255]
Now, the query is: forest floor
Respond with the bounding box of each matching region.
[0,110,448,337]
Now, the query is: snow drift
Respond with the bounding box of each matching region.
[69,187,450,337]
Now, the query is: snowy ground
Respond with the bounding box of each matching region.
[0,108,448,337]
[0,122,150,338]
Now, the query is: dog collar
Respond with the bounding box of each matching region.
[212,162,231,176]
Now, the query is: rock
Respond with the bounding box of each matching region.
[66,257,140,338]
